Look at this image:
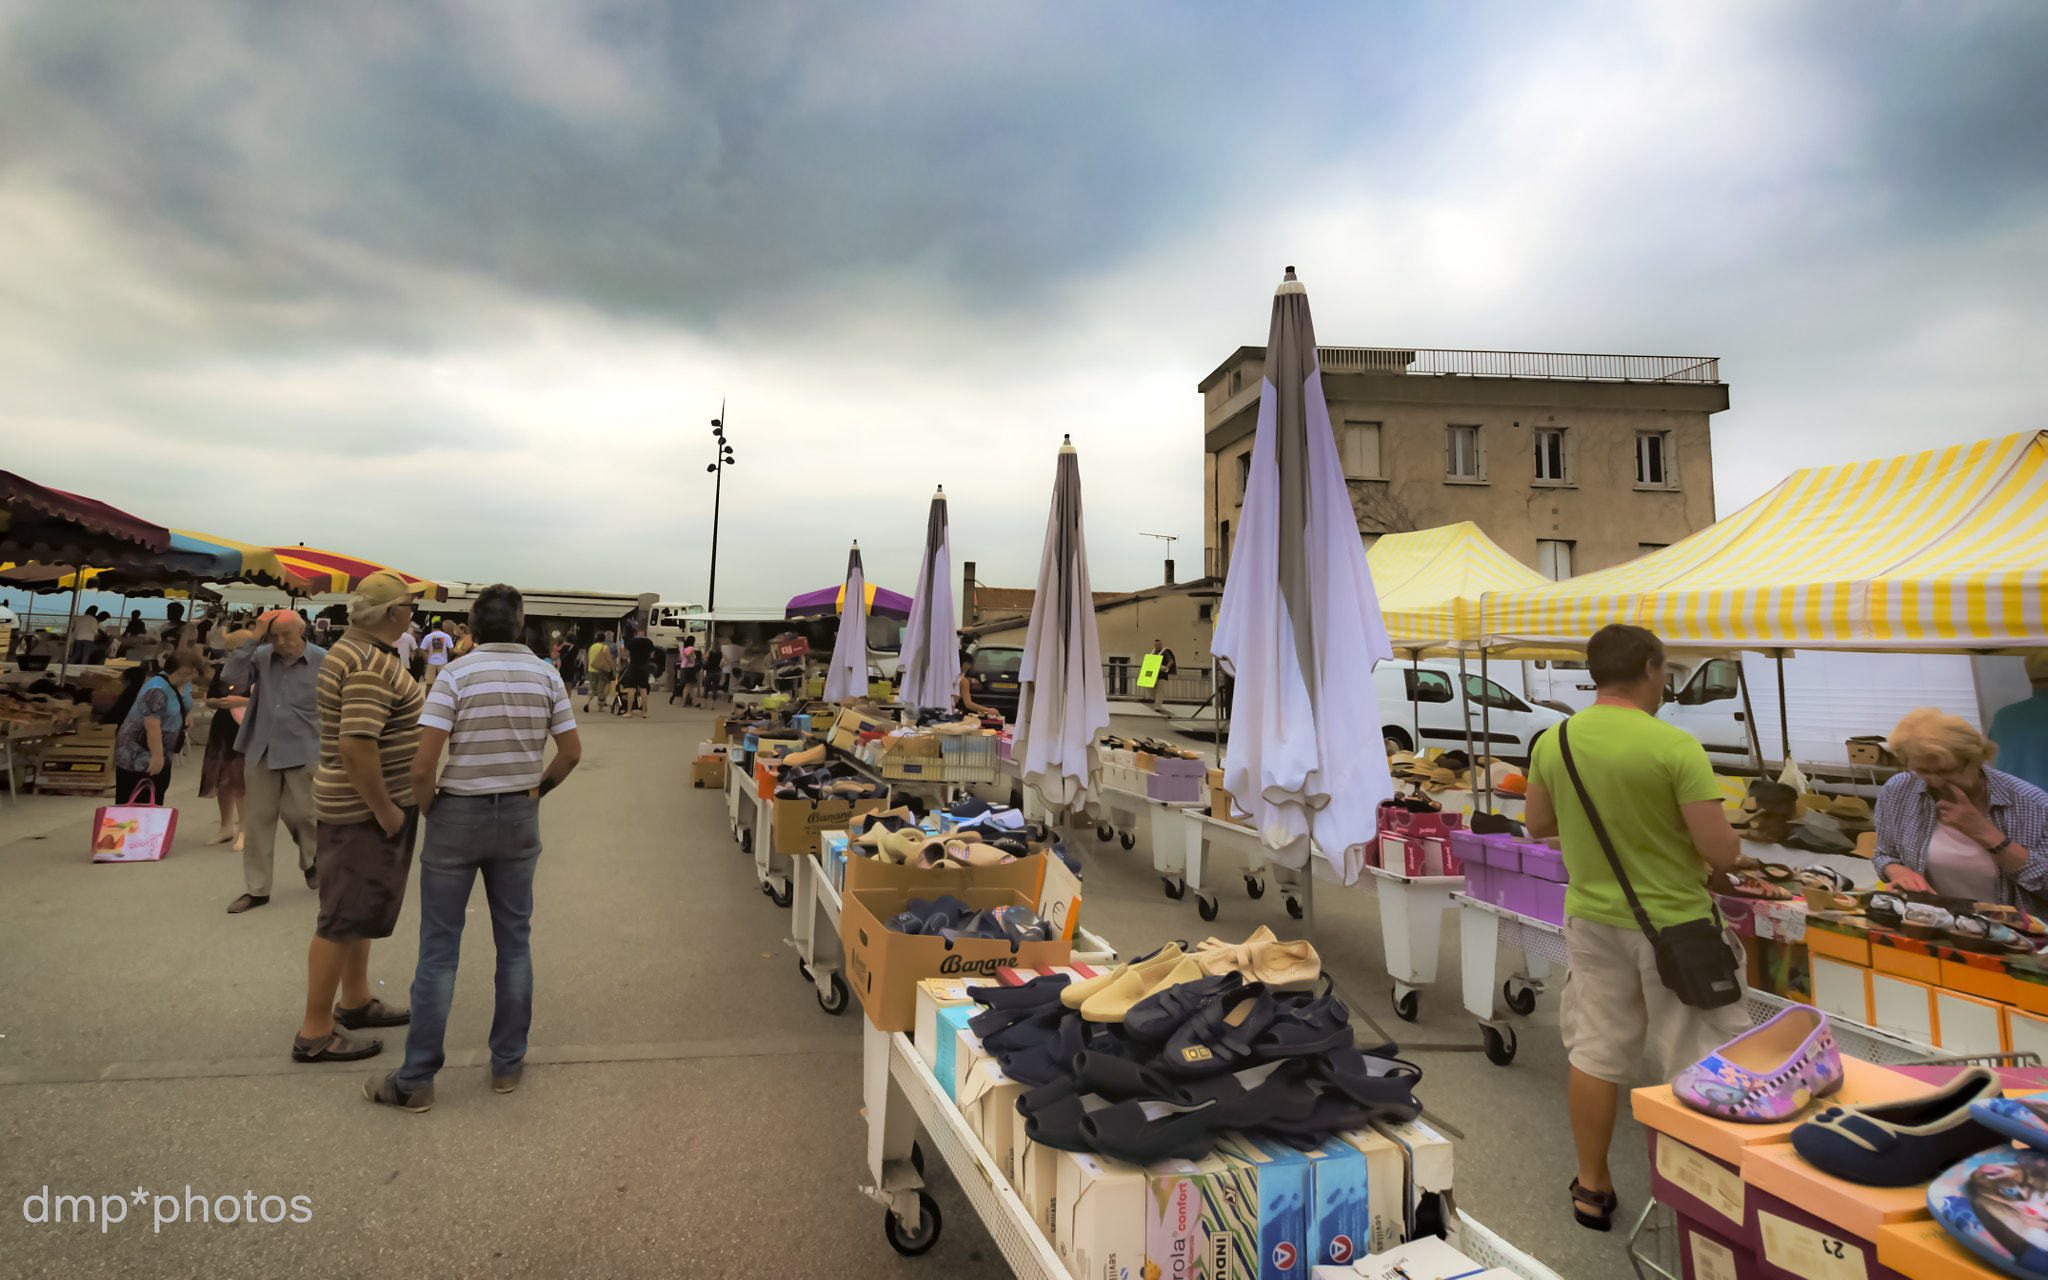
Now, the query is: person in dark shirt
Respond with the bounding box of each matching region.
[622,628,655,719]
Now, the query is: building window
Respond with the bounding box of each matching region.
[1636,431,1676,487]
[1537,539,1574,581]
[1446,425,1483,480]
[1197,603,1212,621]
[1218,520,1231,574]
[1534,428,1568,482]
[1231,369,1242,396]
[1235,452,1251,502]
[1341,422,1382,479]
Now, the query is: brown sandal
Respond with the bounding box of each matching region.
[1570,1178,1618,1232]
[290,1028,383,1063]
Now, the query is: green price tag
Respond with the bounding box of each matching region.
[1138,654,1165,688]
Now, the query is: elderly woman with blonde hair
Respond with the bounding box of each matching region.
[1873,706,2048,910]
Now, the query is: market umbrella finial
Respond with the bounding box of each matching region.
[1212,266,1394,884]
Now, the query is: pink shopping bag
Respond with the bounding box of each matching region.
[91,783,179,863]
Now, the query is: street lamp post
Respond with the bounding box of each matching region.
[706,402,735,612]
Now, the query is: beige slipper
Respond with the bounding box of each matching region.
[1080,955,1206,1023]
[1062,943,1184,1011]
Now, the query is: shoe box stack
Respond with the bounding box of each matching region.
[1145,755,1207,804]
[1804,914,2048,1060]
[690,741,728,789]
[1446,830,1567,925]
[1371,808,1466,879]
[1633,1056,2008,1280]
[909,978,1454,1279]
[1099,746,1145,794]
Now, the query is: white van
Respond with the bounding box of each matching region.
[646,601,704,652]
[1376,659,1568,763]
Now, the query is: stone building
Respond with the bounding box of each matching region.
[1199,346,1729,580]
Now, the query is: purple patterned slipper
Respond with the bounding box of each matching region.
[1673,1007,1843,1124]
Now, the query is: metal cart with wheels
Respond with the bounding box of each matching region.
[1455,894,1563,1066]
[788,839,852,1016]
[1170,811,1305,921]
[1361,861,1463,1023]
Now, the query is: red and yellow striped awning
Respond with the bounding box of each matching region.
[268,546,445,601]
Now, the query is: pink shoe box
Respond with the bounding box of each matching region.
[1519,845,1567,883]
[1420,833,1461,877]
[1146,771,1202,803]
[1498,871,1544,918]
[1476,866,1516,911]
[1462,862,1490,902]
[1150,756,1207,778]
[1647,1130,1756,1255]
[1738,1153,1916,1280]
[1671,1208,1761,1280]
[1447,830,1486,869]
[1525,879,1567,925]
[1481,836,1521,874]
[1380,831,1423,878]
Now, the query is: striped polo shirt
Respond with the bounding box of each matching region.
[418,642,576,795]
[313,630,426,824]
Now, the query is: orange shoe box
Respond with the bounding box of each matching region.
[1806,917,1873,967]
[1876,1218,2008,1280]
[1632,1057,1927,1168]
[1940,952,2020,1006]
[1870,934,1942,985]
[1738,1142,1930,1244]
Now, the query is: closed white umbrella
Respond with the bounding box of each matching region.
[1014,437,1110,816]
[898,487,957,711]
[1212,268,1395,884]
[822,541,870,702]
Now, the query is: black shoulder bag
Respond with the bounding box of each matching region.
[1557,720,1742,1009]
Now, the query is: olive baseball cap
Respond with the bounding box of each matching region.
[357,569,427,608]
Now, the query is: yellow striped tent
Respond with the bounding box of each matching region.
[1366,521,1550,654]
[1482,431,2048,651]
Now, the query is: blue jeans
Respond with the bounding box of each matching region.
[398,792,542,1089]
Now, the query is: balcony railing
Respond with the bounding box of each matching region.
[1317,347,1720,384]
[1103,663,1214,704]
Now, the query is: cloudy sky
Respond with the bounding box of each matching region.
[2,0,2043,608]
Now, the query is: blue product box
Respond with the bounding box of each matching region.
[1212,1133,1311,1279]
[932,1005,976,1099]
[1300,1139,1370,1268]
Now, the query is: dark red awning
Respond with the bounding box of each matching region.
[0,470,172,567]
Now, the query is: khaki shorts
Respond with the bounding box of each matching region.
[1560,915,1751,1085]
[314,808,418,941]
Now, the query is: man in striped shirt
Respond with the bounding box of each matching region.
[293,570,426,1065]
[366,583,581,1112]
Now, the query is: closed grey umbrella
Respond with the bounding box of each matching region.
[1211,268,1395,884]
[1014,437,1110,816]
[898,488,957,711]
[822,541,870,702]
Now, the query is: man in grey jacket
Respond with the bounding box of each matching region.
[229,612,329,913]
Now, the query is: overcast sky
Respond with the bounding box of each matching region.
[2,1,2043,608]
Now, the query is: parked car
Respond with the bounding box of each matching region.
[1376,659,1568,765]
[968,645,1024,719]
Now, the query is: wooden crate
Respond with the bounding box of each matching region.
[33,724,117,795]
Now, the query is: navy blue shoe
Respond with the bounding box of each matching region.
[1791,1066,2002,1187]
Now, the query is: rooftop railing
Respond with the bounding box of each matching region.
[1317,347,1720,384]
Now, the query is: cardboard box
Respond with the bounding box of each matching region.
[711,715,730,744]
[1353,1235,1490,1280]
[772,796,885,857]
[1036,851,1083,941]
[829,707,891,751]
[1015,1115,1060,1239]
[690,757,727,789]
[1057,1152,1148,1280]
[1876,1217,2008,1279]
[1632,1057,1925,1167]
[1941,953,2021,1006]
[1649,1130,1750,1242]
[1739,1142,1929,1250]
[1372,1116,1453,1242]
[1870,934,1942,985]
[839,858,1073,1032]
[956,1057,1025,1183]
[1667,1212,1757,1280]
[1213,1134,1313,1279]
[1301,1139,1371,1268]
[1143,1154,1228,1280]
[1805,916,1874,967]
[1336,1128,1408,1255]
[913,977,994,1072]
[1753,1197,1907,1280]
[931,1009,978,1099]
[1846,736,1899,767]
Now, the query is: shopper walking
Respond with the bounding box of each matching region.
[1873,707,2048,910]
[112,649,205,805]
[1145,638,1177,708]
[197,646,251,850]
[701,640,723,703]
[1520,623,1746,1233]
[583,631,614,713]
[67,607,100,666]
[677,640,699,706]
[291,571,425,1065]
[622,625,654,718]
[228,612,328,914]
[421,618,455,690]
[364,584,581,1111]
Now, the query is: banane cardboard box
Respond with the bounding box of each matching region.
[1370,1116,1453,1243]
[1212,1133,1313,1279]
[955,1057,1025,1183]
[839,856,1071,1032]
[1336,1128,1408,1254]
[772,796,886,857]
[1057,1151,1149,1280]
[1300,1138,1371,1269]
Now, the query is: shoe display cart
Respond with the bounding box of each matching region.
[789,835,851,1015]
[1166,810,1308,922]
[1454,894,1565,1067]
[1366,859,1465,1026]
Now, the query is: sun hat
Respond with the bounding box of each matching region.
[356,570,426,609]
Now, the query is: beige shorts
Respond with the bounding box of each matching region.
[1560,915,1751,1085]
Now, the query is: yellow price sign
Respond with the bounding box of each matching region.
[1137,654,1165,688]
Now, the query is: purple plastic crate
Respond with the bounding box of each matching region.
[1146,772,1202,803]
[1521,846,1567,883]
[1151,756,1207,778]
[1527,879,1567,925]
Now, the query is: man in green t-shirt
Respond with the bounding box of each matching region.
[1524,624,1746,1233]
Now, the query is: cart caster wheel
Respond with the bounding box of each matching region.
[818,972,849,1015]
[1161,877,1186,901]
[1286,896,1304,920]
[1393,988,1419,1022]
[883,1192,942,1256]
[1097,823,1114,842]
[740,829,753,854]
[1119,831,1135,850]
[797,958,812,981]
[770,880,793,908]
[1196,894,1219,922]
[1482,1025,1518,1066]
[1504,981,1537,1017]
[1244,876,1265,900]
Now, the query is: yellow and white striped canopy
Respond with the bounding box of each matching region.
[1368,521,1550,654]
[1482,431,2048,651]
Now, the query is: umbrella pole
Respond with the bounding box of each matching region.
[1458,652,1477,798]
[1480,647,1493,816]
[1774,650,1791,768]
[1737,660,1765,775]
[1410,653,1420,748]
[57,581,81,683]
